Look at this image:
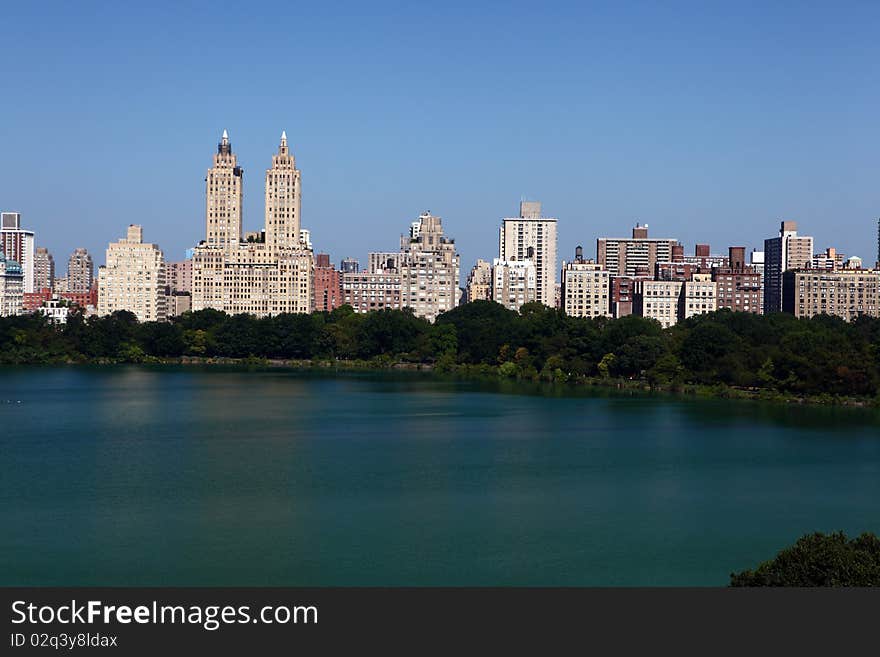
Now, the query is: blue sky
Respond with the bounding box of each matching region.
[1,1,878,276]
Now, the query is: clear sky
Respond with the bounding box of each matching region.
[2,1,878,277]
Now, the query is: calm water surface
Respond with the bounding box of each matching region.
[2,366,879,585]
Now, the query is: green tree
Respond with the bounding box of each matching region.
[597,352,616,379]
[730,531,880,586]
[646,352,683,386]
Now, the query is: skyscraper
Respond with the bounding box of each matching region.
[97,225,167,322]
[192,131,313,316]
[763,221,813,314]
[34,246,55,292]
[205,130,243,252]
[67,248,94,292]
[0,212,35,293]
[264,131,302,250]
[499,201,557,307]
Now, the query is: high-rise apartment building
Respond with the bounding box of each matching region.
[499,201,557,307]
[597,224,676,277]
[0,251,24,316]
[166,260,193,293]
[34,246,55,292]
[465,259,492,303]
[763,221,813,314]
[97,225,166,322]
[681,273,718,320]
[712,246,762,314]
[634,280,682,328]
[205,130,243,251]
[314,253,341,312]
[1,212,35,293]
[341,271,402,313]
[491,258,537,311]
[783,269,880,320]
[634,275,717,328]
[399,212,460,322]
[560,247,611,318]
[192,132,313,316]
[67,248,94,292]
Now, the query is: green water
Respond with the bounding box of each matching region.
[2,366,879,585]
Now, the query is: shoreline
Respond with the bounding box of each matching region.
[21,356,878,409]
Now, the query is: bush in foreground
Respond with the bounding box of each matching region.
[730,531,880,586]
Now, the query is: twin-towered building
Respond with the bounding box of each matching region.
[192,131,313,316]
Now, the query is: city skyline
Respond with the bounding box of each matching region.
[2,2,879,274]
[3,128,877,282]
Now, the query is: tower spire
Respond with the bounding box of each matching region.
[218,129,232,155]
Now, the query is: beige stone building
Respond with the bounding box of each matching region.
[560,250,611,318]
[491,258,537,311]
[635,280,682,328]
[634,275,717,327]
[34,246,55,292]
[192,132,313,317]
[682,273,717,320]
[499,201,557,307]
[465,259,492,303]
[67,248,94,292]
[205,130,243,252]
[783,269,880,320]
[97,225,166,322]
[399,212,460,322]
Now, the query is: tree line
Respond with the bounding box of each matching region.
[2,301,880,400]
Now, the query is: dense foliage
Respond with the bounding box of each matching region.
[730,531,880,586]
[2,301,880,400]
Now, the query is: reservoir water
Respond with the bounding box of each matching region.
[2,366,879,585]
